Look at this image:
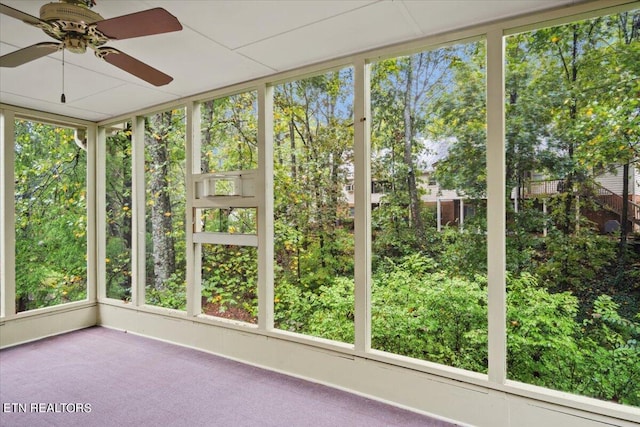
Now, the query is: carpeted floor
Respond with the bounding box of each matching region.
[0,326,459,427]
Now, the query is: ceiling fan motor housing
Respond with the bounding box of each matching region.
[40,2,102,24]
[39,2,107,53]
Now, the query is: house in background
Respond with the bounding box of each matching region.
[344,138,476,229]
[346,139,640,234]
[514,165,640,233]
[2,1,638,426]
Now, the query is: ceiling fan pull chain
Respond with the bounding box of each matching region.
[61,48,66,103]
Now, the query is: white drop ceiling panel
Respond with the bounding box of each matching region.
[0,0,582,122]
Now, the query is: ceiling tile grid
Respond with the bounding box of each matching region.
[0,0,577,121]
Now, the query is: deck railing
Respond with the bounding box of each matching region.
[592,182,640,225]
[519,179,640,225]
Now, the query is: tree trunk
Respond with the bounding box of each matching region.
[403,56,424,236]
[147,112,176,290]
[201,101,214,173]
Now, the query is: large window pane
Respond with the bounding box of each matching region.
[273,68,355,343]
[14,120,87,312]
[199,208,258,322]
[202,244,258,323]
[505,10,639,406]
[145,109,187,310]
[370,41,488,372]
[105,122,132,301]
[200,92,258,173]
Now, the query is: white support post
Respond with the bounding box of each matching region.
[186,102,201,317]
[258,84,274,330]
[437,198,442,232]
[459,198,465,231]
[86,124,98,303]
[354,58,372,353]
[486,29,507,385]
[96,126,107,300]
[0,109,16,318]
[132,116,146,307]
[543,199,548,237]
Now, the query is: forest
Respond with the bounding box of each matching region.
[12,10,639,406]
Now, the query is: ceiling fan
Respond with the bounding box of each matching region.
[0,0,182,86]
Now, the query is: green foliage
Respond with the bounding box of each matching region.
[10,7,639,410]
[201,245,258,320]
[201,92,258,172]
[272,67,356,337]
[536,226,617,294]
[105,124,132,301]
[435,215,487,279]
[14,121,87,311]
[507,273,581,388]
[274,277,354,342]
[372,255,487,371]
[579,295,640,405]
[145,272,187,310]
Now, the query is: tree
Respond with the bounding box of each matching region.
[146,112,177,291]
[372,49,459,241]
[272,69,355,338]
[428,43,487,201]
[14,121,87,311]
[273,69,354,290]
[105,124,132,300]
[576,11,639,255]
[201,92,258,173]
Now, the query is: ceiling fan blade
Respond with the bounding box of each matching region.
[94,8,182,40]
[0,42,61,67]
[0,3,45,26]
[97,47,173,86]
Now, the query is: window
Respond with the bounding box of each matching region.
[370,40,488,372]
[273,68,355,342]
[144,109,187,310]
[193,91,259,323]
[14,120,87,312]
[200,92,258,173]
[199,208,258,322]
[505,10,640,406]
[105,121,132,301]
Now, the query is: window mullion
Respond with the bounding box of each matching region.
[258,84,274,330]
[0,110,16,318]
[131,115,146,307]
[486,29,507,384]
[354,58,371,353]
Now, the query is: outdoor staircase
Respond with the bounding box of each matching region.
[520,179,640,226]
[591,183,640,226]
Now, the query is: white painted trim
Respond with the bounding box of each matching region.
[0,304,97,349]
[96,126,107,300]
[0,109,16,318]
[86,124,97,303]
[186,102,200,317]
[257,84,275,331]
[193,232,258,247]
[353,59,371,353]
[2,1,640,425]
[131,116,146,307]
[95,2,633,128]
[0,103,94,127]
[486,29,507,385]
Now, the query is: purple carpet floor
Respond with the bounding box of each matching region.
[0,326,460,427]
